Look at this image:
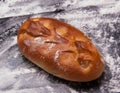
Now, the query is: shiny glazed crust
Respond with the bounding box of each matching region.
[17,17,104,82]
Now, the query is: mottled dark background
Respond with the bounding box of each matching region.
[0,0,120,93]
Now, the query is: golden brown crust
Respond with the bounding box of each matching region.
[17,17,104,82]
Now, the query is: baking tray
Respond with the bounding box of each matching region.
[0,3,120,93]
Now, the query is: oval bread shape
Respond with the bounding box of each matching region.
[17,17,104,82]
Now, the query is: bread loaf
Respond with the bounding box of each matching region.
[17,17,104,82]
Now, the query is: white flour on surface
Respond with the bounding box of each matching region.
[0,0,120,93]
